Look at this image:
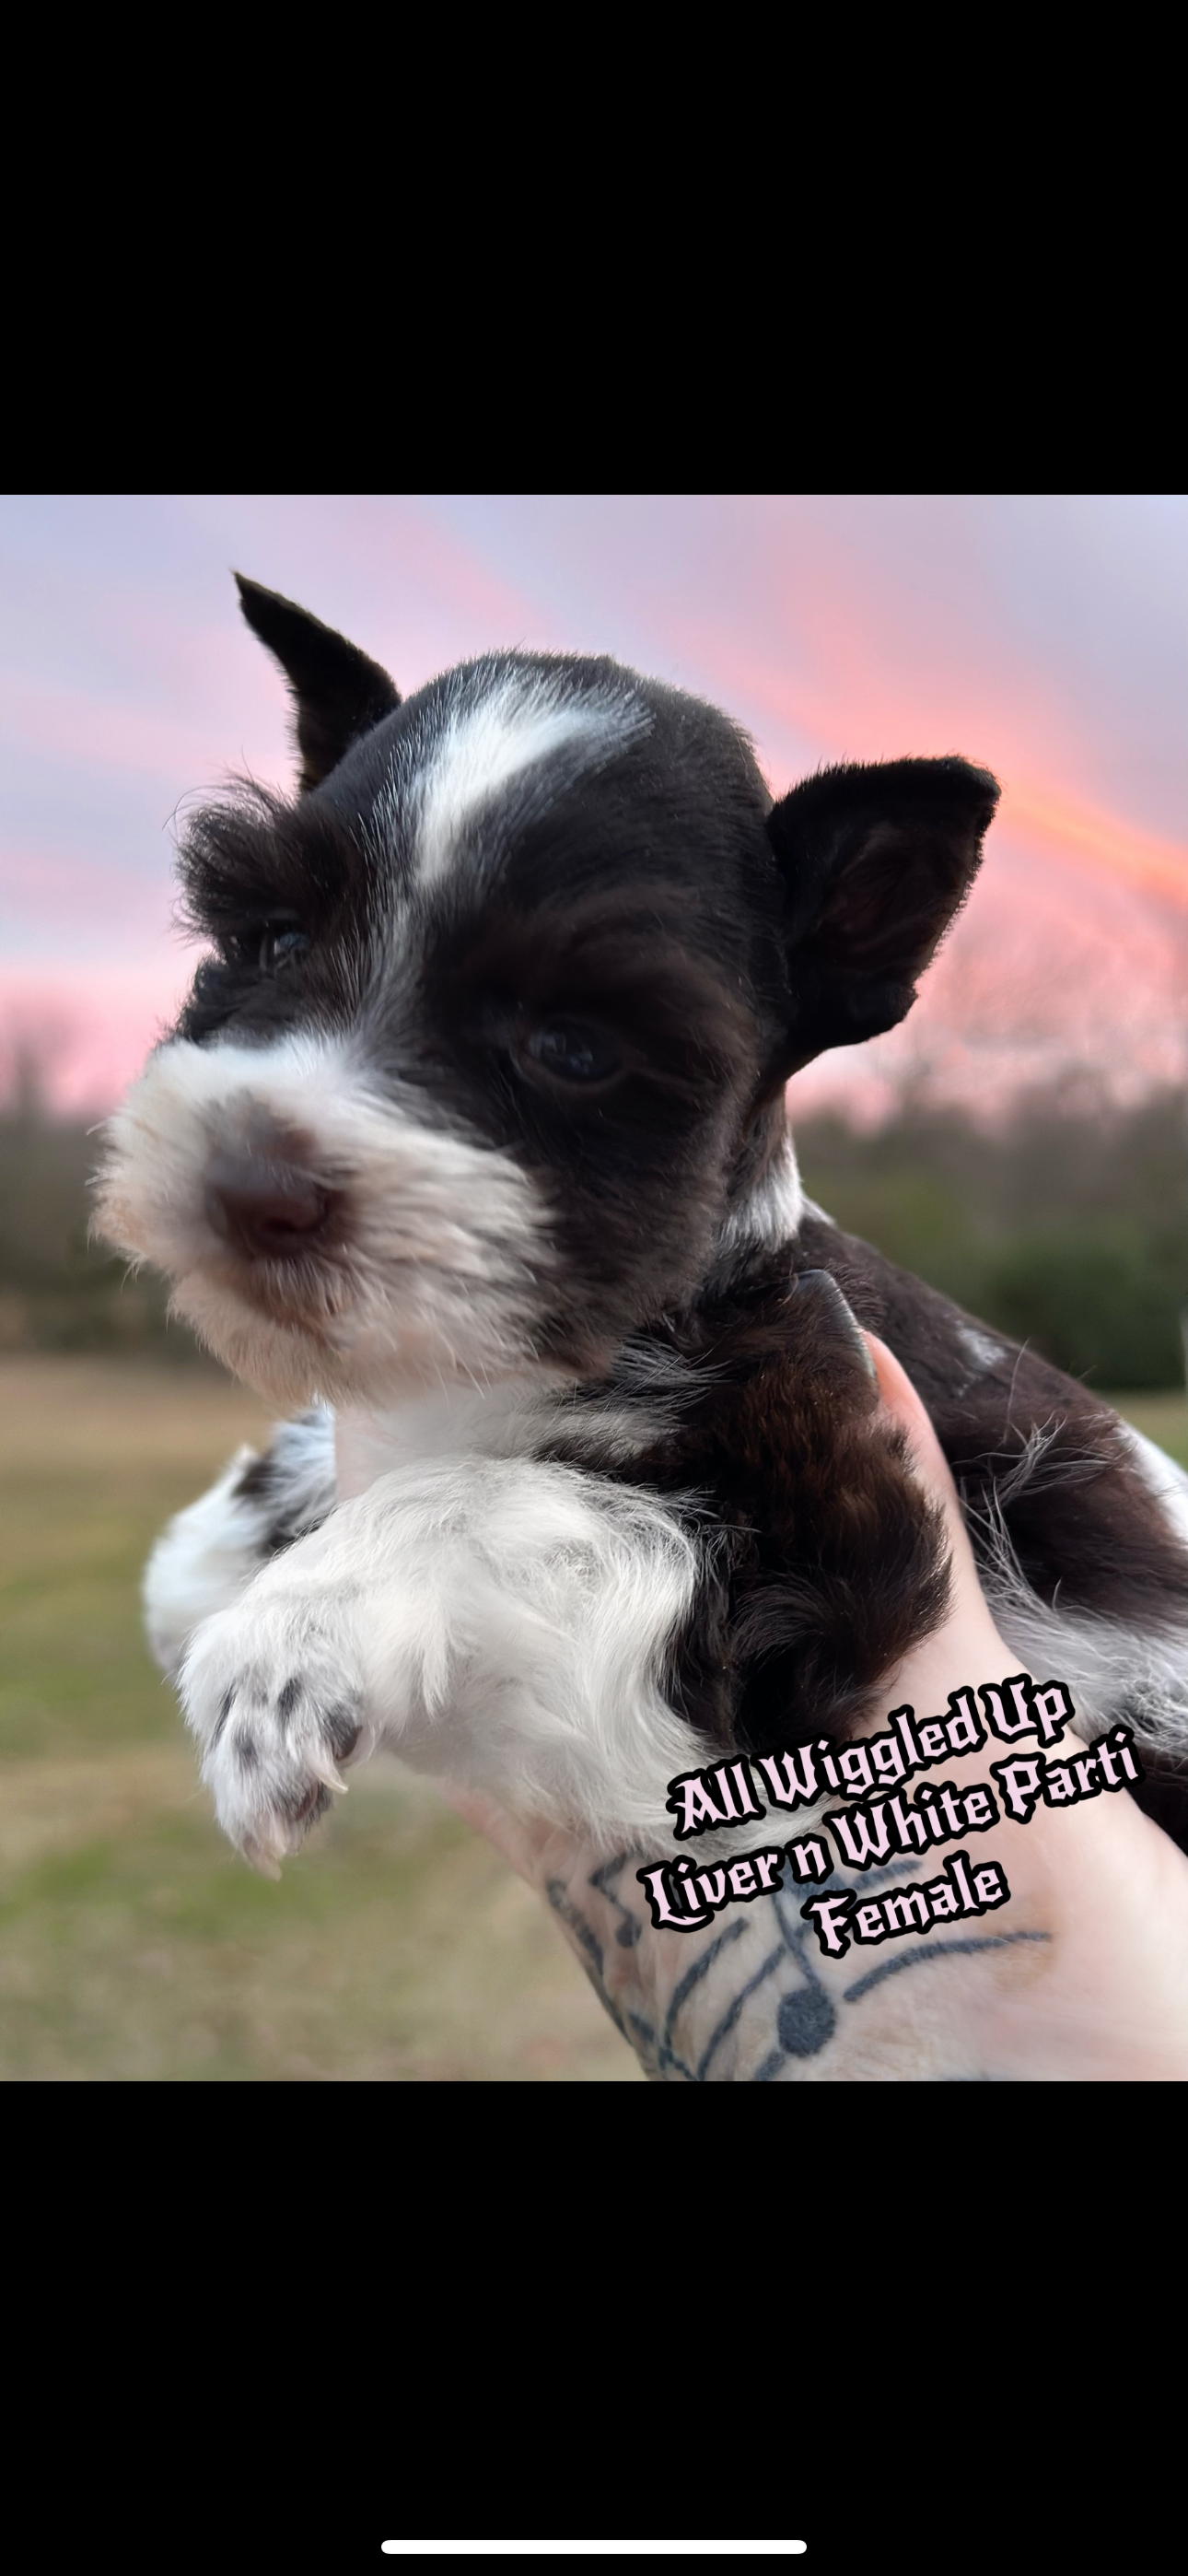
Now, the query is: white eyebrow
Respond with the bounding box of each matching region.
[413,675,647,888]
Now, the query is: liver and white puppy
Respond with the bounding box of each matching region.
[96,579,1188,1874]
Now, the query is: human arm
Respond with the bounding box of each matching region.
[439,1336,1188,2080]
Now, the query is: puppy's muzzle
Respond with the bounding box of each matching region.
[204,1153,334,1259]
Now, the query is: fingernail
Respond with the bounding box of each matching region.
[791,1270,879,1378]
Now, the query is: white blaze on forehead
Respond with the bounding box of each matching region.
[413,674,647,888]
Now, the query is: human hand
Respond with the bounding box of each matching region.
[437,1335,1188,2080]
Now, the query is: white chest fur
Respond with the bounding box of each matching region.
[160,1372,708,1868]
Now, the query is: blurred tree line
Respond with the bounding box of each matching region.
[2,1061,1186,1388]
[796,1085,1188,1390]
[0,1036,190,1361]
[0,1107,188,1360]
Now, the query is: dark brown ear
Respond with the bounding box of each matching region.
[235,575,401,793]
[765,755,1000,1074]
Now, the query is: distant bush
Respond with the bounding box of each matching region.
[0,1114,204,1362]
[984,1231,1183,1388]
[796,1086,1188,1390]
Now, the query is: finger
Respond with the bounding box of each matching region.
[790,1268,879,1378]
[861,1329,1008,1659]
[863,1329,949,1475]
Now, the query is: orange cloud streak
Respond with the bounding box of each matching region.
[1000,782,1188,910]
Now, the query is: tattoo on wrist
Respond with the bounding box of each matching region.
[551,1847,1051,2082]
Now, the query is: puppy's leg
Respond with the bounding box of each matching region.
[178,1456,706,1873]
[143,1410,336,1680]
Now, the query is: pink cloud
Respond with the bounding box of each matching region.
[0,962,192,1116]
[3,497,1182,1122]
[0,673,265,787]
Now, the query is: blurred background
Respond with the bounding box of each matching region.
[2,495,1185,2078]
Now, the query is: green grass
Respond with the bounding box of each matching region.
[0,1750,635,2080]
[0,1364,274,1762]
[1098,1390,1188,1472]
[0,1361,639,2082]
[3,1357,1184,2083]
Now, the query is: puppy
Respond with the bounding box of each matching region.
[96,579,1188,1874]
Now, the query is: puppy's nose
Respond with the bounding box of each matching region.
[204,1154,331,1258]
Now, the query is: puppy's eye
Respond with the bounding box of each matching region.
[525,1023,621,1084]
[260,921,309,973]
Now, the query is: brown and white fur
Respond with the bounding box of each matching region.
[95,579,1188,1875]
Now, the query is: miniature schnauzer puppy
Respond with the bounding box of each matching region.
[96,579,1188,1875]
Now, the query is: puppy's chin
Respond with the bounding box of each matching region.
[167,1250,566,1408]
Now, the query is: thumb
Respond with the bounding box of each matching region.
[862,1329,1000,1632]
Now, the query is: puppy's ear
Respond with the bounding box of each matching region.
[766,755,999,1073]
[234,575,401,793]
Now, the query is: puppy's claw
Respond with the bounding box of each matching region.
[308,1753,348,1796]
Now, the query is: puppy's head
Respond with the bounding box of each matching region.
[95,578,998,1405]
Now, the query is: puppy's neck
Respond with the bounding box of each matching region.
[334,1117,806,1498]
[705,1114,804,1286]
[333,1373,570,1496]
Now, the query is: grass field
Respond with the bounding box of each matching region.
[2,1359,1185,2083]
[1100,1391,1188,1472]
[0,1360,641,2081]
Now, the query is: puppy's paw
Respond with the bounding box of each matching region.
[180,1591,367,1875]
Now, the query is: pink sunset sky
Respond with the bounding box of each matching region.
[2,493,1185,1121]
